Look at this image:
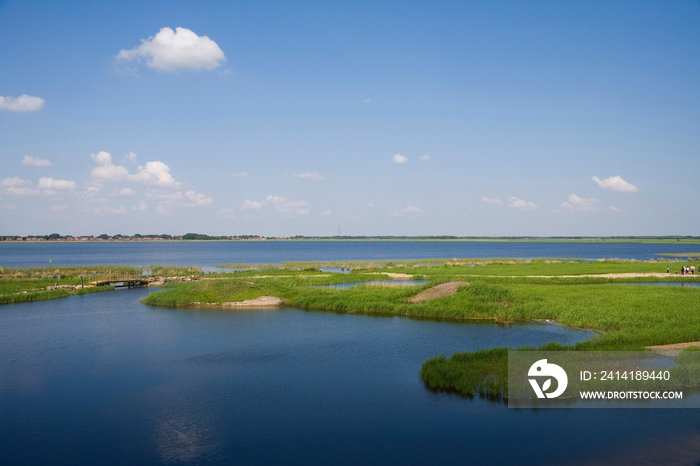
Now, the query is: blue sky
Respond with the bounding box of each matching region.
[1,0,698,236]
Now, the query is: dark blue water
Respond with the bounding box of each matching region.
[1,241,698,268]
[1,290,699,465]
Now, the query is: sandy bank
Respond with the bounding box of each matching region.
[646,341,700,356]
[408,281,469,303]
[189,296,282,308]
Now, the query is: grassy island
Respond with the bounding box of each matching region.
[3,258,700,399]
[141,258,700,398]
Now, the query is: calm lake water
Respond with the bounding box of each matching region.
[2,242,700,465]
[1,240,699,268]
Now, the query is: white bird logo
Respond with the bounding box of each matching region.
[528,359,568,399]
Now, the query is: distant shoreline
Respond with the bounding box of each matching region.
[2,236,700,245]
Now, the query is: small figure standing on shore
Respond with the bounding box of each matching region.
[692,265,696,275]
[667,266,670,273]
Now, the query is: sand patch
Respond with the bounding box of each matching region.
[452,272,698,279]
[189,296,282,308]
[368,273,414,279]
[408,281,469,303]
[646,341,700,356]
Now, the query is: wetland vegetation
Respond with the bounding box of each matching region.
[3,258,699,399]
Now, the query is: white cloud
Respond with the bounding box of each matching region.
[560,193,600,212]
[392,154,408,164]
[592,175,639,192]
[389,205,425,217]
[90,151,180,187]
[508,197,537,211]
[6,186,40,195]
[114,187,136,196]
[218,207,235,218]
[145,189,183,203]
[321,210,332,216]
[185,190,212,206]
[242,199,263,210]
[90,151,131,181]
[1,177,31,187]
[481,196,502,205]
[1,177,44,195]
[50,204,69,212]
[241,195,309,216]
[292,171,327,181]
[38,177,76,190]
[0,95,45,112]
[609,205,622,212]
[265,195,310,216]
[231,171,249,178]
[116,27,226,72]
[363,98,371,104]
[419,155,431,161]
[125,151,138,162]
[21,155,52,167]
[134,161,180,187]
[367,202,375,207]
[93,205,127,216]
[5,204,18,210]
[132,202,148,211]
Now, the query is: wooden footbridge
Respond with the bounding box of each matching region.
[90,277,150,288]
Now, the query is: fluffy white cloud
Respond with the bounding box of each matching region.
[1,177,74,196]
[185,190,212,206]
[90,151,131,181]
[21,155,52,167]
[561,193,600,212]
[392,154,408,164]
[91,151,180,187]
[155,205,171,216]
[419,155,431,161]
[218,207,235,218]
[508,197,537,211]
[132,202,148,211]
[38,177,76,190]
[242,199,263,210]
[134,161,180,187]
[481,196,502,205]
[265,195,310,216]
[231,171,249,178]
[292,171,327,181]
[389,205,425,217]
[116,187,136,196]
[321,210,332,216]
[241,196,309,215]
[93,205,127,216]
[609,205,621,212]
[6,186,40,195]
[145,189,184,202]
[592,175,639,192]
[0,95,45,112]
[1,177,31,187]
[116,27,226,72]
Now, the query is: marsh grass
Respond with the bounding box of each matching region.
[0,264,193,306]
[144,259,700,398]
